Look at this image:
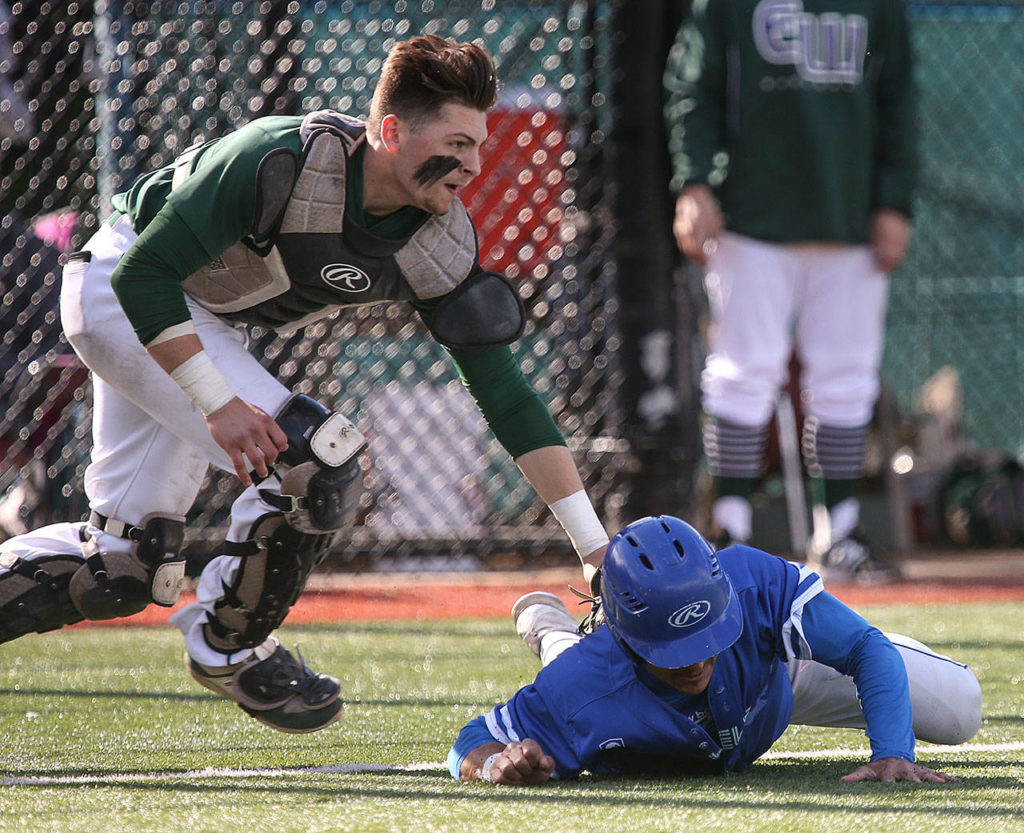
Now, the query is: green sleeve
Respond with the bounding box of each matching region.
[871,1,918,216]
[663,0,729,193]
[414,300,566,459]
[447,344,567,458]
[110,118,303,345]
[110,204,213,344]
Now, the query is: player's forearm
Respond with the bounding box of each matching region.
[663,13,727,192]
[516,446,609,571]
[872,7,918,214]
[448,714,508,780]
[801,594,915,761]
[147,331,204,373]
[439,342,566,457]
[846,630,915,762]
[515,445,585,505]
[147,330,238,417]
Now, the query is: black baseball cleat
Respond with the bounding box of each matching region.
[815,533,901,585]
[188,637,343,733]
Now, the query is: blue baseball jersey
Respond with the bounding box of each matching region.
[450,546,913,779]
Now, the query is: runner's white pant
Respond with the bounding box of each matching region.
[786,632,982,745]
[0,215,292,665]
[537,629,981,746]
[702,232,890,428]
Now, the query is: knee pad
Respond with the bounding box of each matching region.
[0,552,86,643]
[272,394,367,533]
[69,512,187,621]
[203,512,335,653]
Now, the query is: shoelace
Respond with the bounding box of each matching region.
[287,645,339,705]
[568,583,604,635]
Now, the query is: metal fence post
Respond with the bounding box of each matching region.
[608,1,700,520]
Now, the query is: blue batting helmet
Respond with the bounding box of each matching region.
[601,515,743,668]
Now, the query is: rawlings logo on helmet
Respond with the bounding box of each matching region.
[668,600,712,628]
[321,263,371,293]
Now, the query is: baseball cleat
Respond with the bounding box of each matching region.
[816,534,901,585]
[188,637,343,733]
[512,591,579,658]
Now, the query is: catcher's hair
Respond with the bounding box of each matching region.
[367,34,497,137]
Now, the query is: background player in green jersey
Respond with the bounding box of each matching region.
[665,0,916,580]
[0,35,608,733]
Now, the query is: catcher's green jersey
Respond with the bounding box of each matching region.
[664,0,917,243]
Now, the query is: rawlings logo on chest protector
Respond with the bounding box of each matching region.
[321,263,372,292]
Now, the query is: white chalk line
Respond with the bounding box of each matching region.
[4,742,1022,787]
[762,740,1024,761]
[0,761,446,787]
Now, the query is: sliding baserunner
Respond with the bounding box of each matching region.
[450,516,981,784]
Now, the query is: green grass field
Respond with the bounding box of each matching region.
[2,601,1023,833]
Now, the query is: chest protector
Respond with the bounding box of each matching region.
[176,111,480,334]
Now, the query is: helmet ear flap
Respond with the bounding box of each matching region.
[601,516,743,668]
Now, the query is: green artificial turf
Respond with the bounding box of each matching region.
[1,602,1022,833]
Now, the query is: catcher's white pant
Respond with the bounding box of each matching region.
[537,629,981,747]
[701,232,890,428]
[0,215,291,666]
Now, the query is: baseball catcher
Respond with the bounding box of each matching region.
[0,35,608,733]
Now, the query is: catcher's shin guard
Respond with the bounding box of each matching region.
[0,552,86,643]
[203,513,337,652]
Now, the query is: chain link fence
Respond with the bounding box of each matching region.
[1,1,1022,563]
[885,2,1024,460]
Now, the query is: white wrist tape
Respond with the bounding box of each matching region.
[479,753,501,783]
[549,489,609,558]
[169,351,236,416]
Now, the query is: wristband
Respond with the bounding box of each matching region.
[478,753,501,783]
[549,489,610,558]
[169,351,236,416]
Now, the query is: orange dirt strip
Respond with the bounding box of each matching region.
[72,577,1024,629]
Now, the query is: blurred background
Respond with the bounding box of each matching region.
[1,0,1021,570]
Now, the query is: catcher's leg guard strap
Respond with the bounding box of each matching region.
[69,512,187,620]
[203,513,335,653]
[0,552,86,642]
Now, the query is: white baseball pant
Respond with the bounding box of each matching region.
[701,231,890,429]
[0,215,292,666]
